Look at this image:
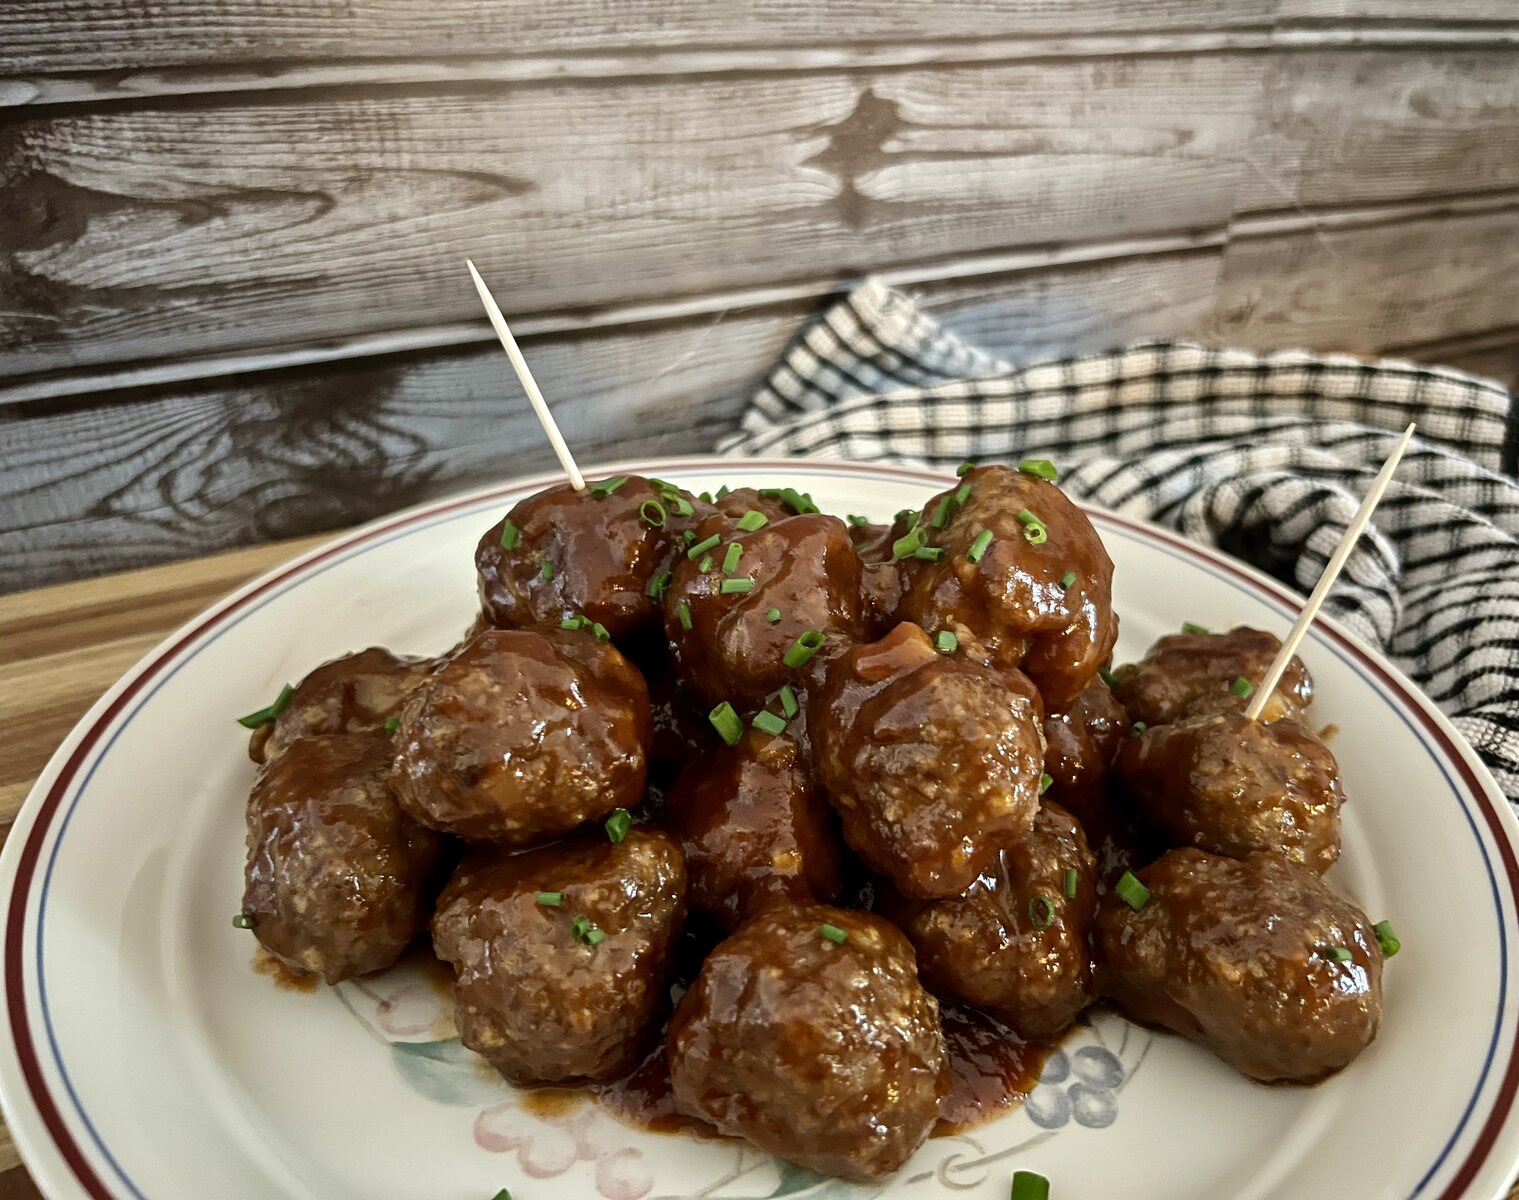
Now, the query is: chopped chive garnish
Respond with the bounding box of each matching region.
[1182,621,1210,635]
[894,507,918,524]
[384,716,400,735]
[541,561,555,581]
[1230,676,1255,698]
[753,710,788,736]
[737,510,769,532]
[646,570,671,600]
[716,484,731,500]
[780,487,819,515]
[699,491,711,503]
[590,622,610,643]
[935,630,958,654]
[1017,509,1048,545]
[683,529,696,546]
[892,525,927,560]
[1130,721,1148,738]
[589,475,629,499]
[1115,871,1151,911]
[930,496,954,529]
[914,546,945,562]
[709,701,743,746]
[956,461,976,477]
[778,684,799,718]
[765,607,782,624]
[1028,896,1055,931]
[1324,946,1353,962]
[570,916,604,945]
[1019,458,1058,482]
[1098,666,1119,688]
[820,923,849,944]
[966,529,994,562]
[605,808,632,843]
[783,630,826,668]
[1011,1171,1049,1200]
[1039,772,1053,794]
[236,683,294,729]
[493,1188,513,1200]
[1063,867,1078,899]
[650,477,679,496]
[672,495,694,517]
[722,543,743,574]
[954,482,973,507]
[846,514,870,526]
[676,601,693,631]
[536,891,565,907]
[562,615,588,629]
[499,519,520,550]
[232,913,255,929]
[720,578,755,594]
[1058,570,1077,591]
[1374,920,1401,958]
[584,927,605,946]
[698,555,714,573]
[687,533,721,560]
[639,499,667,527]
[758,488,783,498]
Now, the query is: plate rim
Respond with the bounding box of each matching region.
[3,453,1518,1200]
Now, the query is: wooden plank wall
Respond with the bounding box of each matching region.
[2,1,1517,591]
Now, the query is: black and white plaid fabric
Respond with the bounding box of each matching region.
[718,278,1519,805]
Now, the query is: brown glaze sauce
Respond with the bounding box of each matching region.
[251,947,319,993]
[521,1088,586,1121]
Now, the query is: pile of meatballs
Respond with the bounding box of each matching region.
[239,463,1390,1184]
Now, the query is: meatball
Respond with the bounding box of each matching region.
[884,802,1098,1040]
[475,475,703,641]
[1042,675,1128,829]
[433,829,686,1084]
[1095,849,1382,1082]
[894,465,1117,710]
[391,627,650,844]
[662,729,843,930]
[1117,708,1344,873]
[1111,626,1312,727]
[664,513,868,709]
[809,622,1045,899]
[247,646,434,764]
[706,486,797,526]
[668,901,948,1181]
[243,733,443,983]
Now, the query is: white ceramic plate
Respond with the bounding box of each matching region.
[3,457,1518,1200]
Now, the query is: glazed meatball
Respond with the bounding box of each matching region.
[668,901,948,1181]
[433,829,687,1084]
[247,647,434,764]
[1111,626,1312,727]
[707,486,796,526]
[1117,708,1344,873]
[809,622,1045,899]
[664,513,868,709]
[662,729,843,930]
[1095,849,1382,1082]
[1042,675,1127,823]
[884,802,1098,1039]
[475,475,703,640]
[391,627,650,844]
[243,733,443,983]
[894,465,1117,710]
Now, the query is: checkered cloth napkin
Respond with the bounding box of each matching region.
[717,279,1519,806]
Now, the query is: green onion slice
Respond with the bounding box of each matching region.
[676,601,693,631]
[846,514,870,526]
[1374,920,1401,958]
[737,510,769,532]
[722,543,743,575]
[493,1188,514,1200]
[589,475,629,498]
[1058,570,1077,591]
[820,923,849,944]
[1130,721,1148,738]
[232,913,255,930]
[914,546,945,562]
[935,630,958,654]
[605,808,632,844]
[237,683,294,729]
[1028,896,1056,931]
[1182,621,1210,635]
[590,622,610,643]
[892,525,927,560]
[1017,509,1048,545]
[716,484,731,500]
[753,710,788,736]
[1039,771,1053,794]
[709,701,743,746]
[1230,676,1255,698]
[541,561,555,580]
[639,499,667,527]
[1010,1171,1049,1200]
[783,630,826,669]
[720,578,755,594]
[697,555,714,573]
[1098,666,1119,688]
[956,461,977,477]
[1324,946,1353,962]
[584,927,605,946]
[930,495,955,529]
[499,519,520,550]
[765,607,782,624]
[687,533,721,560]
[1063,868,1078,900]
[966,529,994,563]
[561,615,590,630]
[682,529,696,545]
[646,570,671,600]
[778,684,799,719]
[384,716,400,735]
[1115,870,1151,911]
[780,487,819,515]
[536,891,565,907]
[1018,458,1058,482]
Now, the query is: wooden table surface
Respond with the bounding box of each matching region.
[2,534,1517,1200]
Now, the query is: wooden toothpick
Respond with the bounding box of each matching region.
[466,259,586,491]
[1245,422,1416,721]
